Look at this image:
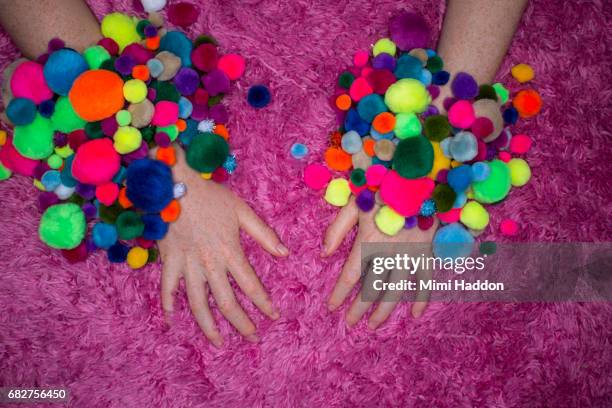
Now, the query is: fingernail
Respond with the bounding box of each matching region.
[246,334,260,343]
[212,337,224,348]
[276,244,289,256]
[328,302,337,312]
[271,309,280,320]
[163,310,174,326]
[321,244,329,257]
[412,309,423,319]
[367,321,379,331]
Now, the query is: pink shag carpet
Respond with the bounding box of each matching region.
[1,0,611,406]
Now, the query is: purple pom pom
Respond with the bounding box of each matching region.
[203,69,230,96]
[356,189,375,212]
[372,53,397,71]
[76,183,96,200]
[209,104,228,124]
[115,55,136,76]
[122,43,153,65]
[422,105,439,119]
[101,117,118,137]
[123,142,149,164]
[404,216,418,229]
[389,11,430,51]
[485,146,497,161]
[190,104,209,121]
[451,72,478,99]
[490,129,510,150]
[53,132,68,147]
[48,38,65,53]
[82,203,98,220]
[154,132,171,147]
[174,67,200,96]
[144,25,158,38]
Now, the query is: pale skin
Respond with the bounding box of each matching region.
[0,0,527,343]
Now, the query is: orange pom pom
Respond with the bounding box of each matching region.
[372,112,396,134]
[118,187,133,209]
[335,94,352,111]
[132,65,150,81]
[160,199,181,222]
[156,146,176,166]
[329,131,342,147]
[214,124,229,140]
[324,147,352,171]
[176,119,187,132]
[145,36,160,50]
[512,89,542,118]
[69,70,125,121]
[363,138,376,157]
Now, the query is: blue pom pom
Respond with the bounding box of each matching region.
[247,85,271,109]
[146,58,164,78]
[126,159,174,212]
[419,199,436,216]
[41,170,61,191]
[159,31,193,66]
[357,94,387,123]
[432,70,450,86]
[471,162,490,182]
[92,222,118,249]
[7,98,37,126]
[344,108,370,136]
[372,156,392,168]
[107,242,129,263]
[453,191,467,208]
[433,223,474,259]
[60,155,78,188]
[419,69,432,86]
[179,119,199,146]
[425,49,436,57]
[39,100,55,118]
[142,214,169,240]
[223,153,237,174]
[290,143,308,159]
[394,54,422,79]
[370,128,394,140]
[503,107,519,125]
[112,166,127,184]
[447,165,473,193]
[178,96,193,118]
[43,49,88,95]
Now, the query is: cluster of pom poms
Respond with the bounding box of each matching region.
[0,9,245,268]
[303,11,541,259]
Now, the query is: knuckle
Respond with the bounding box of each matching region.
[217,298,236,315]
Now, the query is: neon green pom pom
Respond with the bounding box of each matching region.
[13,114,54,159]
[123,79,148,104]
[156,124,179,141]
[101,12,141,52]
[384,79,431,114]
[55,145,74,158]
[460,201,490,230]
[115,110,132,126]
[507,158,531,187]
[373,38,397,57]
[47,154,63,169]
[39,203,86,249]
[492,83,509,104]
[394,112,422,139]
[83,45,111,69]
[374,206,404,236]
[0,162,12,181]
[472,160,511,204]
[324,178,351,207]
[113,126,142,154]
[51,97,86,133]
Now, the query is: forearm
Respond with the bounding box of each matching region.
[0,0,101,59]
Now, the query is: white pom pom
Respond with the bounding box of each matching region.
[141,0,166,12]
[173,182,187,199]
[197,119,215,133]
[54,184,76,200]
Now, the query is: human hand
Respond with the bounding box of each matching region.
[323,198,438,329]
[158,151,288,346]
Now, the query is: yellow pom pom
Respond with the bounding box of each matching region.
[511,63,535,83]
[54,145,74,158]
[427,142,451,179]
[33,179,46,191]
[451,160,462,168]
[0,130,7,146]
[373,38,397,57]
[101,12,141,52]
[200,172,212,180]
[123,79,148,104]
[384,79,431,114]
[127,246,149,269]
[324,178,351,207]
[113,126,142,154]
[374,205,404,236]
[460,201,490,230]
[507,158,531,187]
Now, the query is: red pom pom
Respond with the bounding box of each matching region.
[97,37,119,56]
[509,134,532,154]
[95,182,120,206]
[217,54,245,80]
[167,2,200,28]
[62,242,88,264]
[500,219,519,236]
[192,44,218,72]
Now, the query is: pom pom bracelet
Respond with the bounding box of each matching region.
[0,9,246,268]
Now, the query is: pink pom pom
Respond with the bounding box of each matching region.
[353,50,369,68]
[349,182,366,195]
[379,170,434,216]
[498,151,511,162]
[437,208,461,224]
[448,100,475,129]
[72,139,120,186]
[365,164,388,186]
[360,66,373,78]
[136,237,155,249]
[10,61,53,104]
[510,134,532,154]
[304,163,331,190]
[0,138,39,176]
[95,182,119,206]
[167,2,200,28]
[217,54,245,80]
[151,101,179,126]
[500,219,519,236]
[349,77,373,102]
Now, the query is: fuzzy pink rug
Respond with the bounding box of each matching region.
[1,0,611,407]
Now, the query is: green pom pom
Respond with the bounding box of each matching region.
[51,97,86,133]
[99,203,122,224]
[476,84,498,101]
[66,194,85,206]
[384,79,431,114]
[141,126,156,142]
[426,55,443,73]
[85,121,104,139]
[394,112,422,139]
[39,203,86,249]
[0,162,12,181]
[338,71,355,89]
[424,115,451,142]
[432,184,456,213]
[392,136,434,179]
[156,124,179,141]
[116,210,145,240]
[100,57,117,72]
[492,83,509,104]
[460,201,489,230]
[479,241,497,255]
[350,168,366,186]
[186,132,229,173]
[13,113,54,159]
[136,19,151,38]
[472,160,511,204]
[194,34,218,46]
[151,81,180,102]
[207,94,224,107]
[83,45,111,69]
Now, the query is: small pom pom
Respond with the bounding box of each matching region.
[379,170,434,216]
[324,147,352,171]
[432,183,456,213]
[476,84,498,101]
[340,130,363,154]
[512,89,542,118]
[151,101,179,126]
[192,43,217,72]
[384,78,430,114]
[107,242,129,263]
[324,178,351,207]
[472,160,511,204]
[432,70,450,86]
[7,98,37,126]
[394,112,422,139]
[217,54,245,80]
[448,100,475,129]
[509,134,532,154]
[125,158,174,212]
[447,165,472,193]
[365,164,388,186]
[375,205,405,236]
[451,72,478,100]
[167,2,200,27]
[39,203,86,249]
[356,189,375,212]
[92,223,118,249]
[43,49,88,95]
[290,143,308,159]
[471,162,490,182]
[186,132,229,173]
[353,50,369,67]
[13,114,55,159]
[471,117,494,138]
[101,12,141,52]
[373,38,396,57]
[502,107,519,125]
[423,115,451,141]
[247,85,271,108]
[460,201,489,230]
[349,77,373,102]
[141,0,166,12]
[95,182,120,206]
[433,223,474,259]
[127,246,149,269]
[113,126,143,154]
[389,11,430,51]
[204,69,230,96]
[123,79,148,103]
[142,214,169,240]
[492,83,510,104]
[500,219,519,236]
[448,131,478,163]
[507,158,531,187]
[511,63,534,83]
[374,139,395,162]
[10,61,53,104]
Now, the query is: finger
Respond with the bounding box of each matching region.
[345,296,373,328]
[412,267,432,318]
[228,250,279,320]
[184,261,223,347]
[328,242,362,311]
[236,202,289,257]
[322,198,358,257]
[368,269,407,330]
[207,270,259,341]
[160,254,184,315]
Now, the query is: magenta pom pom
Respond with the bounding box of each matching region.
[203,69,230,96]
[71,139,120,186]
[389,11,430,51]
[379,170,434,217]
[167,2,200,28]
[304,163,331,190]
